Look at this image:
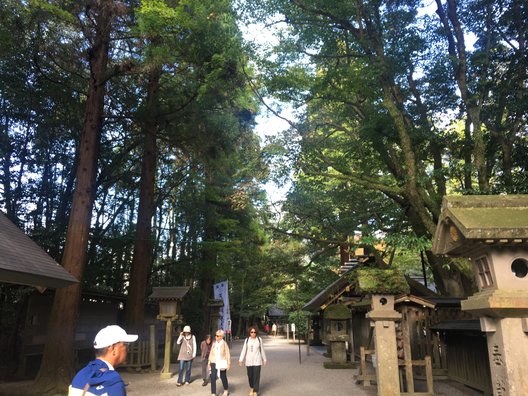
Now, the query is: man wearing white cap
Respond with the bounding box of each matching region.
[175,325,196,386]
[68,325,138,396]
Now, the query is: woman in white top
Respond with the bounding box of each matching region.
[238,326,267,396]
[176,325,196,386]
[208,329,231,396]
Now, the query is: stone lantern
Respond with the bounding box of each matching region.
[208,298,224,334]
[323,304,353,368]
[433,195,528,396]
[356,268,409,396]
[149,286,189,379]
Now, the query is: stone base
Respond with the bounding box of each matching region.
[323,361,356,369]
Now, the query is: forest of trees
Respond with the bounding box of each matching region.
[0,0,526,393]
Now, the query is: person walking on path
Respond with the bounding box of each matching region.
[69,325,138,396]
[238,326,267,396]
[200,334,213,386]
[176,325,196,387]
[271,323,277,337]
[208,329,231,396]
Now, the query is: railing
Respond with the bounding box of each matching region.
[355,346,376,386]
[398,356,434,395]
[122,340,153,370]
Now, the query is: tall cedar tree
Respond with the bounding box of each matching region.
[33,1,123,391]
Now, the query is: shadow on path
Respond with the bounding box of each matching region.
[123,336,375,396]
[0,335,483,395]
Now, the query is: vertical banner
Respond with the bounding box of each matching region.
[213,280,231,333]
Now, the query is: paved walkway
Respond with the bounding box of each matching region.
[0,335,483,395]
[121,336,482,396]
[123,336,375,396]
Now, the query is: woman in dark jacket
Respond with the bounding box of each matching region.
[200,334,213,386]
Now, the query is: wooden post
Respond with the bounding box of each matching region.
[402,314,414,393]
[306,317,310,356]
[349,316,356,363]
[425,355,433,394]
[150,324,156,371]
[160,319,172,379]
[357,346,376,386]
[360,346,370,387]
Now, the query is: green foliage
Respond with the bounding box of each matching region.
[238,0,528,296]
[182,287,206,334]
[288,310,310,336]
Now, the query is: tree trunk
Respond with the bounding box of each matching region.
[32,2,114,392]
[435,0,489,192]
[426,252,475,297]
[125,67,160,333]
[200,167,221,334]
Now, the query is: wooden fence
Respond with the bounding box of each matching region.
[444,332,492,395]
[122,340,152,370]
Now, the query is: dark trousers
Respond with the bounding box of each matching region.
[201,359,209,381]
[210,363,228,394]
[246,365,262,392]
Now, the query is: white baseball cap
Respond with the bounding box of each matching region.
[93,325,138,349]
[183,325,191,333]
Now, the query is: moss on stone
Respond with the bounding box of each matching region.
[324,304,351,319]
[323,361,357,369]
[354,268,410,295]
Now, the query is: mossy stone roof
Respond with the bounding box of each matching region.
[354,268,410,295]
[432,195,528,256]
[323,303,351,319]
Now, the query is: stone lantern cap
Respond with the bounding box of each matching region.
[432,195,528,257]
[208,298,224,307]
[354,268,410,296]
[149,286,189,301]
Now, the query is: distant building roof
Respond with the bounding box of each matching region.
[0,212,78,289]
[268,305,287,317]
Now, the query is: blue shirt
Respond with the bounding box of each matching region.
[69,359,126,396]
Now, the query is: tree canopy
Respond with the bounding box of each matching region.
[242,0,528,296]
[0,0,527,392]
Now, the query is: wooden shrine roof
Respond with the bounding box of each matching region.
[0,212,78,289]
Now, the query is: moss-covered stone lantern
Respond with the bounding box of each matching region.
[433,195,528,396]
[356,268,410,396]
[323,304,352,368]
